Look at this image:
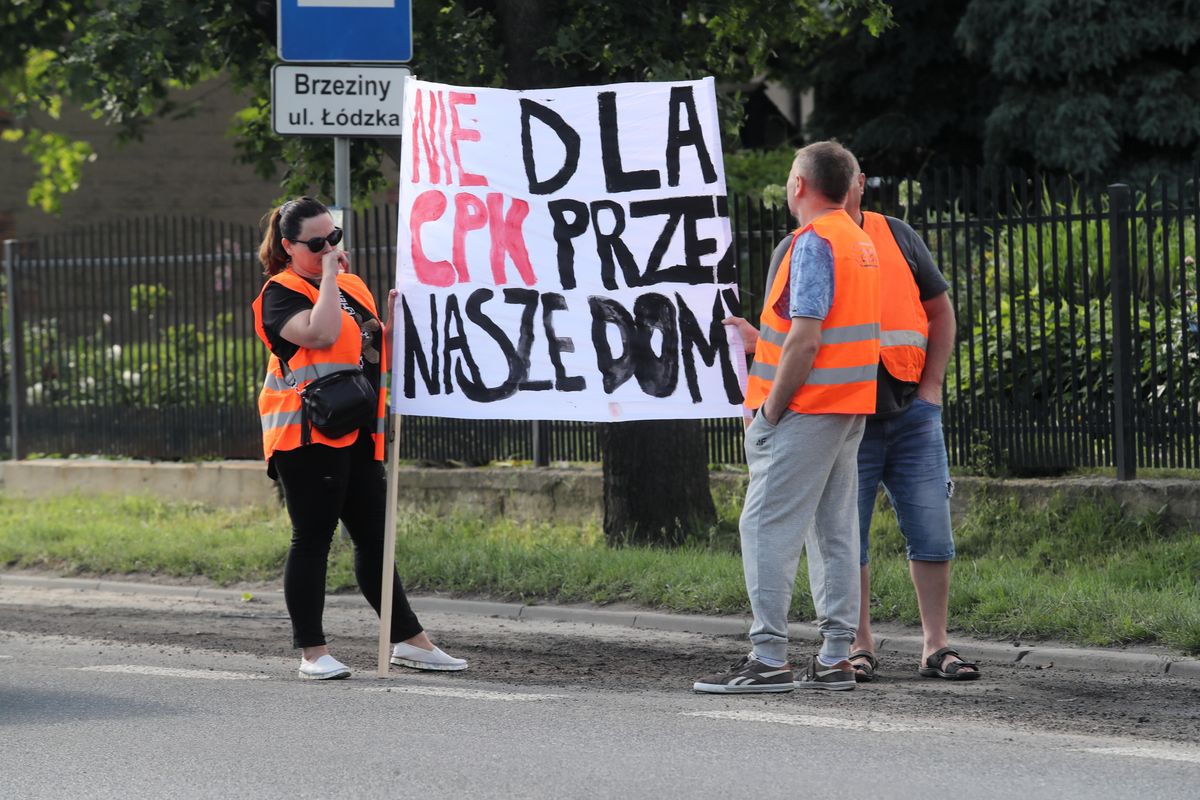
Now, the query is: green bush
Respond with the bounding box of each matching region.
[21,307,261,409]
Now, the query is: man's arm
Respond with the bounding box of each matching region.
[762,318,822,423]
[917,292,955,404]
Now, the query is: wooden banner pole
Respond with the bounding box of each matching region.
[376,411,402,677]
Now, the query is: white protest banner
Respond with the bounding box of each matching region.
[392,77,746,422]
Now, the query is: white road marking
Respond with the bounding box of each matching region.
[361,686,565,702]
[1076,746,1200,765]
[684,709,925,733]
[689,711,1200,765]
[76,665,270,681]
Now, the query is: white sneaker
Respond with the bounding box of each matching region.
[298,654,351,680]
[390,642,468,671]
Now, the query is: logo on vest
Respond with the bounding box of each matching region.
[856,241,880,269]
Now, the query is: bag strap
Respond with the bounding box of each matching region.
[270,287,374,394]
[276,357,302,393]
[300,395,313,446]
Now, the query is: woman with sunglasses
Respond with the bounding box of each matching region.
[253,196,468,680]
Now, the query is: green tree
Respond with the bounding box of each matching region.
[797,0,993,176]
[0,0,503,212]
[794,0,1200,179]
[956,0,1200,178]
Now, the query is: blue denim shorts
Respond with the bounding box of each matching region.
[857,397,955,565]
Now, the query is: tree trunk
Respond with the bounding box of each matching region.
[600,420,717,547]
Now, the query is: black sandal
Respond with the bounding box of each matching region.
[919,647,981,680]
[848,650,878,682]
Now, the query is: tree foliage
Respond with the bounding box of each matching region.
[1,0,890,212]
[798,0,1200,179]
[957,0,1200,178]
[798,0,993,176]
[0,0,504,211]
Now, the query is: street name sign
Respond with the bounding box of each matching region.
[278,0,413,63]
[272,65,409,137]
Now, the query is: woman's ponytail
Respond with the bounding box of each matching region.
[258,206,289,276]
[257,197,331,277]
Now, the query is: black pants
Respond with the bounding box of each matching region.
[272,434,422,649]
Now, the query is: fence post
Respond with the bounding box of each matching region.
[2,240,19,460]
[1107,184,1136,480]
[532,420,549,467]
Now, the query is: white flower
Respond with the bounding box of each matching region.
[121,370,141,387]
[102,313,112,325]
[26,382,44,404]
[109,344,122,360]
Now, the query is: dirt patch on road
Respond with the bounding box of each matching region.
[1,588,1197,743]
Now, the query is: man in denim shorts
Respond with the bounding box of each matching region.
[725,166,980,682]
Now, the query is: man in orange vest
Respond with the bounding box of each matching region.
[694,141,880,694]
[724,166,980,682]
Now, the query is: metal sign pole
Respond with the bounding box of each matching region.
[333,137,351,251]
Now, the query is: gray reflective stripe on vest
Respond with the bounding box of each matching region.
[880,329,928,349]
[759,322,878,349]
[261,410,302,431]
[758,326,787,347]
[262,361,362,392]
[748,361,876,385]
[806,364,878,385]
[262,412,383,436]
[820,322,880,345]
[749,361,776,381]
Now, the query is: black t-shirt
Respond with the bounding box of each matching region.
[259,279,382,396]
[762,216,949,420]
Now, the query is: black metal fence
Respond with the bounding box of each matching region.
[3,166,1197,475]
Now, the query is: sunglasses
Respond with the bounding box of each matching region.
[291,227,343,253]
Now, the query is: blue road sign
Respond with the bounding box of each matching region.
[278,0,412,63]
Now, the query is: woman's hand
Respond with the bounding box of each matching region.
[321,249,348,280]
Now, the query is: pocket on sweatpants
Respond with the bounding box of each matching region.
[746,410,778,451]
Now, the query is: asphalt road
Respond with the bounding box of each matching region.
[2,580,1198,799]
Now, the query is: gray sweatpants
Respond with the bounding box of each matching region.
[739,409,865,664]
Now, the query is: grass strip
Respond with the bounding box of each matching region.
[0,491,1196,654]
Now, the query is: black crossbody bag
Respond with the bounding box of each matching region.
[284,365,377,444]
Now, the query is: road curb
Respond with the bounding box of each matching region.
[3,571,1195,682]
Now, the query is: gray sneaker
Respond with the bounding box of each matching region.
[793,655,856,691]
[693,654,794,694]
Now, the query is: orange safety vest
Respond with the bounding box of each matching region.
[745,209,881,415]
[252,269,387,462]
[861,211,929,384]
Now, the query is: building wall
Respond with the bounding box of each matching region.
[0,78,392,241]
